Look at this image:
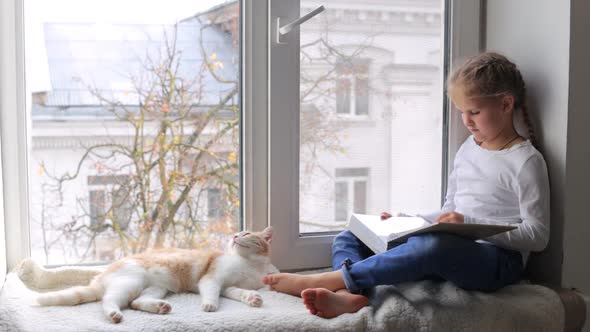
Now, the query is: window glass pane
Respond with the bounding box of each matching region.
[299,0,444,233]
[334,182,348,222]
[336,78,351,114]
[354,181,367,214]
[112,187,132,231]
[25,0,241,265]
[207,188,221,218]
[89,190,106,226]
[355,77,369,115]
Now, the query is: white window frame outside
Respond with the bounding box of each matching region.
[334,167,369,223]
[335,59,370,118]
[0,0,481,273]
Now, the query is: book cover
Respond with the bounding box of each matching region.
[347,213,517,254]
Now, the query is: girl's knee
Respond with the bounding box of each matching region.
[408,233,459,256]
[332,231,358,247]
[332,231,370,258]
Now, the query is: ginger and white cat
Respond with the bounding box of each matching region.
[17,227,276,323]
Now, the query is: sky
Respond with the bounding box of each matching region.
[24,0,230,92]
[25,0,228,24]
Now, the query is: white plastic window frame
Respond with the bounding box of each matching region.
[0,0,481,273]
[445,0,483,174]
[0,0,258,271]
[1,0,30,272]
[265,0,482,270]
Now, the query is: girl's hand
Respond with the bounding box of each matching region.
[380,212,393,220]
[436,212,465,224]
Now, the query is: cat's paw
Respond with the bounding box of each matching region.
[246,292,263,307]
[200,303,218,312]
[155,301,172,314]
[108,310,124,324]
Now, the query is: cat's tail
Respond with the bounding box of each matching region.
[36,280,104,306]
[15,258,102,291]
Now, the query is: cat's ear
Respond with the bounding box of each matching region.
[261,227,273,243]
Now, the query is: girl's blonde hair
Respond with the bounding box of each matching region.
[447,52,536,146]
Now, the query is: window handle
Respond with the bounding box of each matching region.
[276,5,325,44]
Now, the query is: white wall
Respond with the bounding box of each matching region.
[486,0,590,294]
[563,0,590,294]
[0,138,5,287]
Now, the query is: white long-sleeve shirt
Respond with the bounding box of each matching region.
[420,135,550,264]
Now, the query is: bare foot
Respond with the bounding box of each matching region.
[301,288,368,319]
[263,271,345,297]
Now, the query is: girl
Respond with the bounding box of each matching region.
[263,52,550,319]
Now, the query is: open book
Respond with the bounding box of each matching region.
[347,213,516,254]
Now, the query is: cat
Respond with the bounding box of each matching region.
[17,227,277,323]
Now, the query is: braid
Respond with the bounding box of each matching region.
[514,68,537,147]
[448,52,538,147]
[520,102,536,147]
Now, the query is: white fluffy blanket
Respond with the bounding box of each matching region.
[0,271,564,332]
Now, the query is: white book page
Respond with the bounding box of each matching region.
[354,214,429,241]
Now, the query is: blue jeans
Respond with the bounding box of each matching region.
[332,231,523,294]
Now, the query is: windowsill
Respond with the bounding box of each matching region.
[0,268,572,331]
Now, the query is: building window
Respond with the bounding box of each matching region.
[207,188,222,218]
[336,59,370,116]
[89,190,106,226]
[334,168,369,221]
[88,175,132,231]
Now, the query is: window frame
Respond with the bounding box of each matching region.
[266,0,481,270]
[1,0,31,271]
[241,0,269,237]
[268,0,337,270]
[0,0,481,272]
[444,0,483,195]
[334,167,370,222]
